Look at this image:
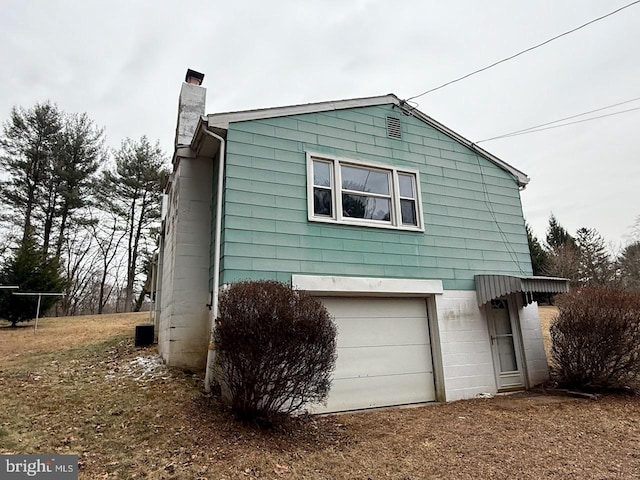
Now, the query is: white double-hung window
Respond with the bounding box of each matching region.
[307,152,423,231]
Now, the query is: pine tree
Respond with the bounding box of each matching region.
[618,241,640,292]
[543,214,580,285]
[99,136,166,312]
[0,103,105,259]
[52,112,106,257]
[0,232,67,326]
[575,227,612,286]
[526,222,548,275]
[545,213,576,249]
[0,102,62,245]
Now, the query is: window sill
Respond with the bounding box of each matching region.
[308,215,425,233]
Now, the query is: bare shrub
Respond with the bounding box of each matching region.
[550,288,640,392]
[213,280,337,423]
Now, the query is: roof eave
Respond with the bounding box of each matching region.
[207,94,400,130]
[396,101,530,187]
[204,94,530,187]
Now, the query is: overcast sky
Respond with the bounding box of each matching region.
[1,0,638,247]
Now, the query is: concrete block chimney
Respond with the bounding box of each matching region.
[158,68,213,370]
[175,68,206,147]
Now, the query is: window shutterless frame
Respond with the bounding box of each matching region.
[306,152,424,232]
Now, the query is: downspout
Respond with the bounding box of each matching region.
[149,248,157,325]
[202,127,225,392]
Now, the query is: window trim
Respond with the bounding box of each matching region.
[306,152,424,232]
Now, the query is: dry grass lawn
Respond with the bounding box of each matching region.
[538,305,557,361]
[0,312,149,358]
[2,307,640,479]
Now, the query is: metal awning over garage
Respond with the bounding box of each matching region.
[475,274,570,307]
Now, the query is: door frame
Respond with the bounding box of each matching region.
[485,295,528,391]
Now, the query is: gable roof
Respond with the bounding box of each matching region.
[204,94,530,187]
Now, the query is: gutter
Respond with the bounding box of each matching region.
[201,127,226,392]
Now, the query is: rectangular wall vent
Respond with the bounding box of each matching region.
[386,116,402,139]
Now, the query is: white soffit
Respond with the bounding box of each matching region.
[292,275,443,297]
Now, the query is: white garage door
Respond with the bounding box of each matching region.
[316,297,436,413]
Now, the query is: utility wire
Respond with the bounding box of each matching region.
[477,105,640,142]
[406,0,640,101]
[477,96,640,140]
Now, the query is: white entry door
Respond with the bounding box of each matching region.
[487,298,525,390]
[315,297,436,413]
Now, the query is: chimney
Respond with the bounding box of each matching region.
[175,68,206,147]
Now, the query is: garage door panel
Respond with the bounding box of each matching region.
[320,373,436,413]
[315,296,436,413]
[321,297,427,318]
[334,315,430,348]
[334,344,433,379]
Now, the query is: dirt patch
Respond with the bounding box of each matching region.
[2,308,640,479]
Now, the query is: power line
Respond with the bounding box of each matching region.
[477,96,640,141]
[477,105,640,143]
[406,1,640,101]
[484,96,640,138]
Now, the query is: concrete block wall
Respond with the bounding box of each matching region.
[158,176,179,363]
[435,290,496,401]
[435,291,551,401]
[518,300,550,386]
[158,156,213,370]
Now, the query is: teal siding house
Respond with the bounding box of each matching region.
[157,70,568,413]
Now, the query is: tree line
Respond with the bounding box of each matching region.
[527,214,640,291]
[0,101,167,325]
